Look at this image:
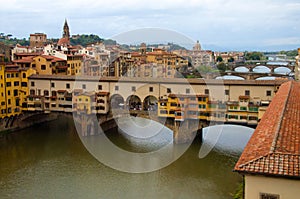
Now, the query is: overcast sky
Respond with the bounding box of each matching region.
[1,0,300,51]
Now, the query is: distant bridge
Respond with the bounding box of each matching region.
[228,60,295,73]
[205,71,292,80]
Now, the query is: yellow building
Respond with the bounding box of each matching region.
[0,63,36,118]
[158,93,260,125]
[73,91,110,115]
[31,55,67,75]
[0,55,6,118]
[67,55,83,75]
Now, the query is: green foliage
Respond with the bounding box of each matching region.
[244,51,265,60]
[103,39,117,45]
[0,36,29,46]
[167,42,186,51]
[232,182,243,199]
[216,62,228,72]
[70,34,104,46]
[279,49,298,57]
[196,65,218,73]
[228,57,235,62]
[216,56,223,62]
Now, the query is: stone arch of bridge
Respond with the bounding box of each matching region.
[143,95,158,111]
[126,95,142,110]
[110,94,125,109]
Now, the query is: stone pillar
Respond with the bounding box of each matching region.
[173,120,198,144]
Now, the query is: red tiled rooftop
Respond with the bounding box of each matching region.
[14,52,42,56]
[234,81,300,179]
[57,37,70,46]
[13,56,34,63]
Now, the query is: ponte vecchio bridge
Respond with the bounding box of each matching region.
[21,75,289,143]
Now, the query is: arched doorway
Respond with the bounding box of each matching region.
[143,95,158,111]
[126,95,142,110]
[110,94,124,109]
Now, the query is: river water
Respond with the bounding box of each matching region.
[0,116,253,199]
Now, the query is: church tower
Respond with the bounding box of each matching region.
[58,19,70,47]
[63,19,70,39]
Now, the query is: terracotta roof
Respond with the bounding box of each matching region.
[97,91,109,96]
[57,37,70,46]
[234,81,300,179]
[13,56,34,63]
[239,95,250,99]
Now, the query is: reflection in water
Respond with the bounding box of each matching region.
[201,125,254,157]
[216,75,244,80]
[253,65,271,73]
[234,66,249,72]
[274,67,291,75]
[0,116,252,199]
[256,76,276,80]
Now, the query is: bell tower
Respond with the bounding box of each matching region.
[63,19,70,39]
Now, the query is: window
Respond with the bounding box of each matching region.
[7,90,11,96]
[160,110,168,114]
[8,99,11,105]
[205,89,209,95]
[16,73,19,78]
[6,82,11,87]
[186,88,190,94]
[22,73,26,78]
[98,85,102,90]
[266,90,272,96]
[115,86,119,91]
[149,87,153,92]
[132,86,136,92]
[225,89,229,95]
[11,73,14,78]
[240,115,247,120]
[6,74,10,78]
[170,102,177,107]
[41,65,46,70]
[44,90,49,96]
[199,104,206,109]
[31,82,35,87]
[14,81,19,86]
[260,193,280,199]
[66,83,70,89]
[30,89,35,95]
[167,88,171,93]
[82,84,86,89]
[14,89,18,96]
[249,107,258,112]
[240,106,247,111]
[245,90,250,96]
[21,82,27,87]
[51,82,55,88]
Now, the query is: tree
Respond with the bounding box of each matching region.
[216,63,228,72]
[216,56,223,62]
[228,57,234,62]
[196,65,214,73]
[245,51,264,60]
